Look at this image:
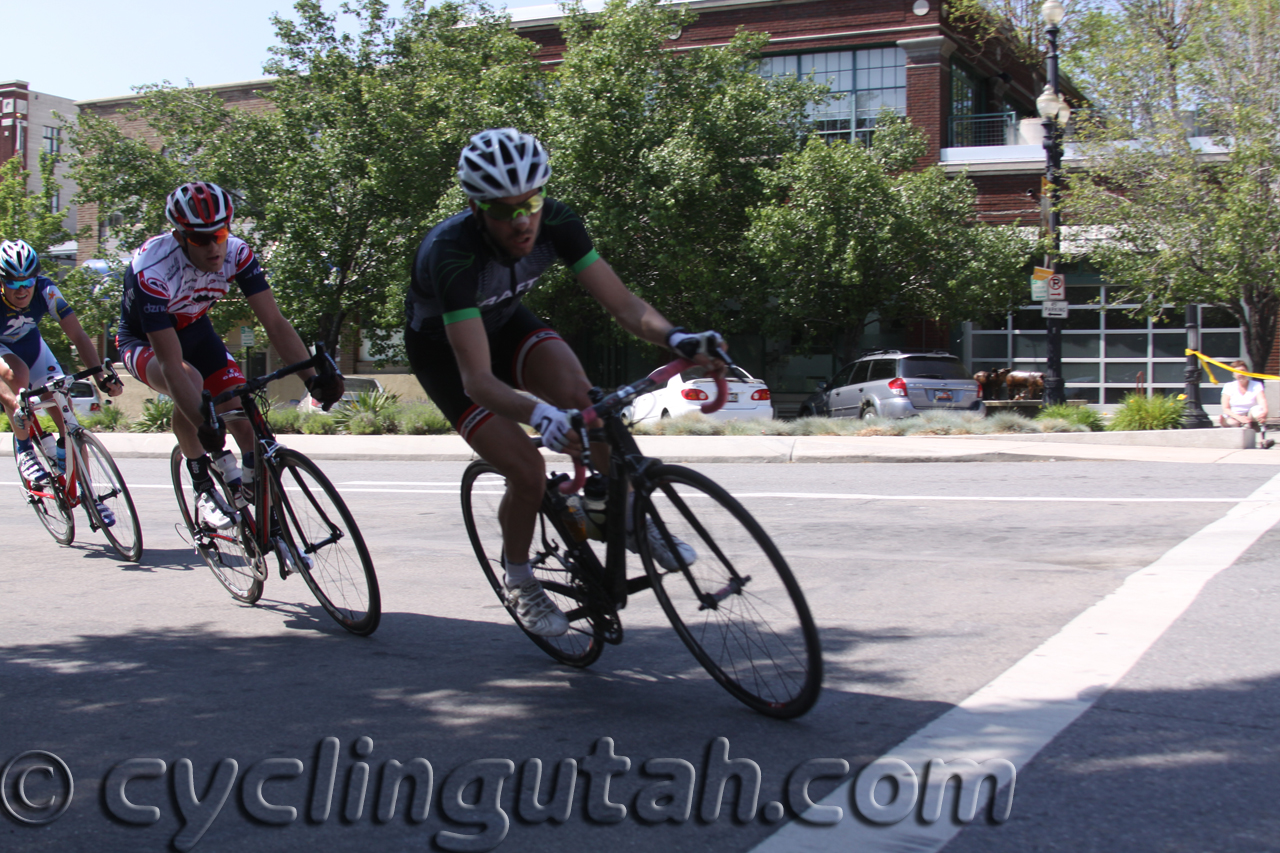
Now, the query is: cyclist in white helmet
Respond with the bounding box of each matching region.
[0,239,123,490]
[405,128,725,638]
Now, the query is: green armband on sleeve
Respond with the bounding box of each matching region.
[442,307,482,325]
[570,250,601,275]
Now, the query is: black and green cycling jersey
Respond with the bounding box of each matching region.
[405,198,598,339]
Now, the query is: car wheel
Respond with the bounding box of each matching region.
[860,401,878,420]
[797,406,812,419]
[660,410,671,419]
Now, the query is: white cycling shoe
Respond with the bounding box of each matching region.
[504,578,570,637]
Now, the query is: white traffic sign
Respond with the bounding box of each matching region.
[1047,274,1066,301]
[1042,300,1069,318]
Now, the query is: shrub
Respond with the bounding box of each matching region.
[332,389,401,434]
[1107,392,1186,431]
[131,397,174,433]
[398,402,453,435]
[343,412,380,435]
[1037,403,1104,432]
[266,407,304,434]
[80,405,128,432]
[301,413,338,435]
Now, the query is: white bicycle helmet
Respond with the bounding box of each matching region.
[165,181,235,232]
[0,239,40,281]
[457,129,551,201]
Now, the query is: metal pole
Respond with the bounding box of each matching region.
[1041,24,1066,406]
[1182,304,1213,428]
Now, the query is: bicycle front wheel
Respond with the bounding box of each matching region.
[461,461,606,668]
[76,432,143,561]
[271,449,380,636]
[14,445,74,545]
[170,446,263,603]
[637,464,822,718]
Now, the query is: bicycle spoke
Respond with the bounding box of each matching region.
[77,432,143,562]
[273,450,380,636]
[461,463,606,667]
[640,465,821,718]
[170,446,263,603]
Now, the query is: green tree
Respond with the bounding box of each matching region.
[743,116,1033,362]
[1064,0,1280,369]
[68,0,541,358]
[0,153,106,366]
[0,154,72,255]
[527,0,821,341]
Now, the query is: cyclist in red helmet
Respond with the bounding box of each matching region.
[117,181,345,530]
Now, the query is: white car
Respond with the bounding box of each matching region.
[629,365,773,423]
[68,380,110,417]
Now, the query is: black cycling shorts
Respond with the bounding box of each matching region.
[405,304,563,443]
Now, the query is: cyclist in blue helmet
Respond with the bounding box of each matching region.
[0,239,123,485]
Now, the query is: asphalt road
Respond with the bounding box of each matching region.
[0,457,1275,852]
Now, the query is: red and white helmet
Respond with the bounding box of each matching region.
[165,182,234,232]
[457,129,551,200]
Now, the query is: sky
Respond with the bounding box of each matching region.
[2,0,566,103]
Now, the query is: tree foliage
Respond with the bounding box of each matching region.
[1064,0,1280,369]
[526,0,821,340]
[744,116,1033,361]
[68,0,539,356]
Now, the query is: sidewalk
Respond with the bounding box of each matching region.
[5,427,1277,465]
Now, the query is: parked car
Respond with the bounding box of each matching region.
[298,376,384,413]
[629,365,773,423]
[68,380,110,417]
[798,350,984,420]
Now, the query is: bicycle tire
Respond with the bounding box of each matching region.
[636,464,822,718]
[170,446,264,603]
[460,461,606,667]
[76,432,143,562]
[14,444,74,545]
[271,449,380,636]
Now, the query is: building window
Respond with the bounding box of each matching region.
[42,126,60,156]
[760,47,907,144]
[15,121,25,151]
[50,192,60,213]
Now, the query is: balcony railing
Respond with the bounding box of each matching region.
[948,111,1017,148]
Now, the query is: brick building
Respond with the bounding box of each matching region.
[1,80,80,268]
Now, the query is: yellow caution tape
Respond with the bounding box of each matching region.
[1185,350,1280,382]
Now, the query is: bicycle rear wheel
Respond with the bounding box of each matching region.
[76,432,143,562]
[461,461,606,668]
[637,464,822,718]
[271,449,380,635]
[14,444,74,545]
[170,446,264,603]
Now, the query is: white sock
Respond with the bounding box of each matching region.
[504,558,533,587]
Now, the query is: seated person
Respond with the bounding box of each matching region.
[1219,359,1273,448]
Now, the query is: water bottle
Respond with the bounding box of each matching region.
[582,474,608,541]
[55,440,66,473]
[561,496,588,542]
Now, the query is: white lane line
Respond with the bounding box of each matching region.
[750,470,1280,853]
[0,480,1251,503]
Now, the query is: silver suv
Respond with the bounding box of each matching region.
[804,350,984,420]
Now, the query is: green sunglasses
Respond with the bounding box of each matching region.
[477,192,545,222]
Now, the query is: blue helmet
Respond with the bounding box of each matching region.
[0,239,40,282]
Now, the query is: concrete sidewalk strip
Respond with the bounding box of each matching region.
[1,428,1277,465]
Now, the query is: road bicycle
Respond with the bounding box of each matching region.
[170,344,381,635]
[13,362,142,562]
[461,356,822,718]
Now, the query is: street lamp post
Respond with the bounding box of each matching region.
[1038,0,1068,407]
[1182,305,1213,428]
